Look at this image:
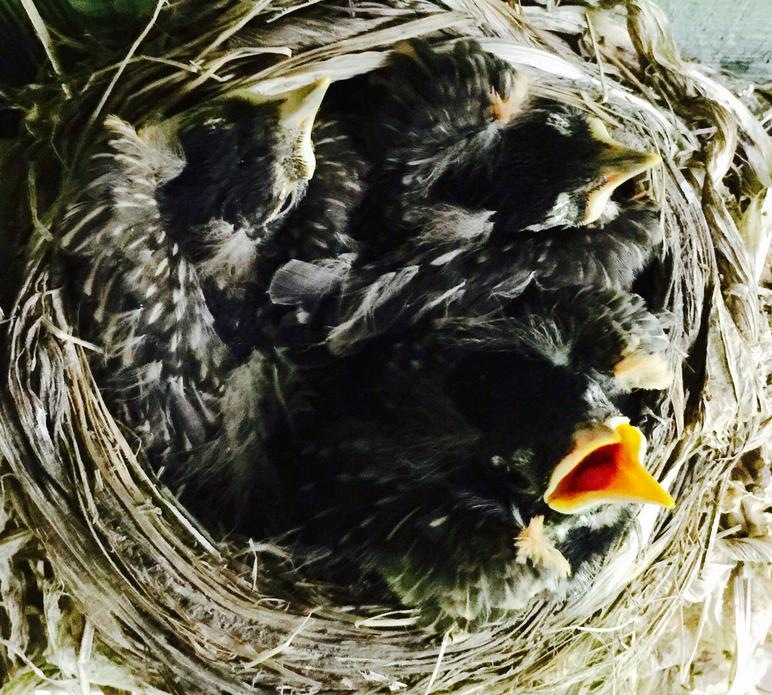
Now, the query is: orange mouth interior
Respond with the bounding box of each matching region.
[550,441,636,507]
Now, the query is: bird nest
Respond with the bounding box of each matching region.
[1,1,770,693]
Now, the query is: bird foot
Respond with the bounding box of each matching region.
[613,351,672,391]
[514,515,571,578]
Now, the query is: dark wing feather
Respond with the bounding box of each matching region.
[62,117,281,517]
[507,205,663,290]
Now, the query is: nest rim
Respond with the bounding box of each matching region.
[1,1,770,693]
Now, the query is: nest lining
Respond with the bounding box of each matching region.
[0,0,770,693]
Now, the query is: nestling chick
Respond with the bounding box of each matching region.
[274,287,674,628]
[156,79,330,357]
[61,112,290,522]
[347,39,659,250]
[270,40,664,356]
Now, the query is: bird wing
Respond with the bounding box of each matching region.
[62,117,230,470]
[267,203,536,355]
[505,205,663,290]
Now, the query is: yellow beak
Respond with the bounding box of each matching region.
[544,416,674,514]
[584,118,661,224]
[278,78,331,131]
[278,77,331,180]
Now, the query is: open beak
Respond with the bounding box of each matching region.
[278,77,331,180]
[544,416,674,514]
[584,118,661,224]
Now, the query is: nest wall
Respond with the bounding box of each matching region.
[0,1,770,693]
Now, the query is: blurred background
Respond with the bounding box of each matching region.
[658,0,771,81]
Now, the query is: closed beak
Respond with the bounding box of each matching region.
[584,118,661,224]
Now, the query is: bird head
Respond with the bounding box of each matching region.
[280,314,674,625]
[352,338,677,625]
[433,104,661,232]
[158,78,330,239]
[443,348,673,516]
[505,108,661,230]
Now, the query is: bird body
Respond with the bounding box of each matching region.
[62,115,230,474]
[272,286,672,627]
[61,79,330,519]
[345,39,529,251]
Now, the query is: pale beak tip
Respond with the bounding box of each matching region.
[280,77,331,129]
[644,151,662,170]
[307,77,331,103]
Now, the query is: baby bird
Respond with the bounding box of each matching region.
[156,78,330,358]
[273,285,674,628]
[59,81,333,520]
[346,39,659,248]
[270,40,665,358]
[62,116,227,493]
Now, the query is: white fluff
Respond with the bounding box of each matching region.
[197,220,258,290]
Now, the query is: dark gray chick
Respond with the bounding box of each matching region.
[271,284,674,629]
